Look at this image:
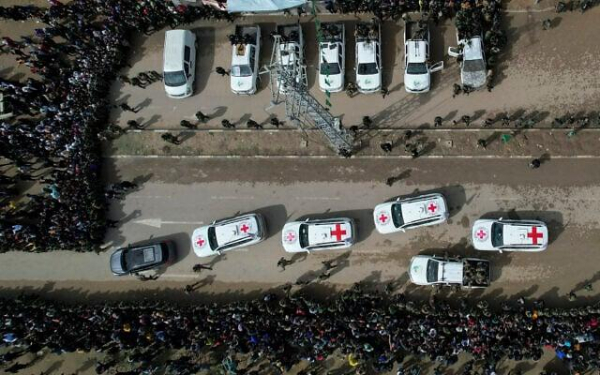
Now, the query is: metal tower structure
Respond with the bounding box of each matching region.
[268,33,354,153]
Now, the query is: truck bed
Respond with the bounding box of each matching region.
[319,23,343,43]
[277,24,300,43]
[404,20,429,41]
[462,259,490,287]
[356,21,379,43]
[235,25,259,45]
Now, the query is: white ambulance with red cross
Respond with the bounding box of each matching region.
[192,213,267,257]
[373,193,449,234]
[281,218,356,253]
[472,218,548,252]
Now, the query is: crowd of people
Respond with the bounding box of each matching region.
[0,1,230,253]
[0,290,599,374]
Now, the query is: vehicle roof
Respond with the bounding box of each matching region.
[407,41,427,63]
[307,220,352,245]
[502,222,548,246]
[357,42,377,63]
[164,30,190,72]
[232,43,252,65]
[125,244,163,270]
[214,215,260,245]
[439,261,463,283]
[400,194,446,223]
[321,43,341,64]
[461,37,483,61]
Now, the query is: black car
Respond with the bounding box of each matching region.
[110,241,176,276]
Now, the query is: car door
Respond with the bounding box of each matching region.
[184,45,192,84]
[249,45,257,89]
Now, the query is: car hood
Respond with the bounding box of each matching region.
[357,73,381,91]
[231,76,254,93]
[164,83,189,98]
[409,256,431,285]
[319,73,343,92]
[281,222,304,253]
[373,202,396,234]
[472,220,495,250]
[192,226,215,258]
[110,249,126,275]
[404,73,430,92]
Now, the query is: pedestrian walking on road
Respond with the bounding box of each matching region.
[462,115,471,127]
[477,139,487,149]
[502,115,511,127]
[270,117,282,128]
[542,19,552,30]
[568,291,577,301]
[161,132,181,145]
[386,177,397,186]
[277,257,290,271]
[584,283,593,291]
[484,118,494,127]
[216,66,229,76]
[195,111,210,122]
[318,272,331,281]
[380,87,389,99]
[380,141,393,153]
[434,116,443,127]
[118,102,139,113]
[180,120,197,129]
[529,159,541,169]
[362,116,373,128]
[247,119,259,129]
[130,77,147,89]
[193,264,213,273]
[126,120,143,130]
[221,119,233,129]
[322,260,337,271]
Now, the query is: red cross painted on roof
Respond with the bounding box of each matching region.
[427,202,438,213]
[527,226,543,245]
[330,223,347,241]
[240,223,250,233]
[285,231,296,243]
[476,229,487,240]
[378,212,389,224]
[195,236,205,248]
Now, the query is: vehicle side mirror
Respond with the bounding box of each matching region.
[429,61,444,73]
[447,47,461,58]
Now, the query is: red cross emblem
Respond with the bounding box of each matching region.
[475,228,487,241]
[527,226,543,245]
[240,223,250,233]
[330,223,347,241]
[284,230,296,243]
[427,202,438,213]
[377,212,389,225]
[195,236,206,248]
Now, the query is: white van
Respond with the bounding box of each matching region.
[163,30,196,99]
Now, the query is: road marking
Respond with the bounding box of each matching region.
[210,195,255,200]
[295,196,341,201]
[129,195,172,199]
[134,218,204,228]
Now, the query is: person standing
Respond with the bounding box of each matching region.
[529,159,541,169]
[215,66,229,76]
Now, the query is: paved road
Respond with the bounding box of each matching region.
[1,157,599,305]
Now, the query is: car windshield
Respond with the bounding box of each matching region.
[407,63,427,75]
[299,224,309,248]
[463,59,486,72]
[391,204,404,228]
[358,62,378,75]
[426,260,439,283]
[491,223,503,247]
[320,62,341,75]
[231,65,252,77]
[207,227,219,250]
[163,71,187,87]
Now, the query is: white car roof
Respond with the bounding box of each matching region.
[400,194,447,223]
[407,41,427,63]
[321,43,340,63]
[357,42,377,63]
[461,37,483,61]
[472,219,548,250]
[307,220,352,245]
[232,44,251,65]
[502,222,548,247]
[214,215,260,245]
[440,261,463,283]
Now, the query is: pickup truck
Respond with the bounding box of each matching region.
[448,34,487,89]
[403,20,443,93]
[230,25,261,95]
[318,22,345,93]
[355,21,382,94]
[409,255,490,288]
[274,24,304,93]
